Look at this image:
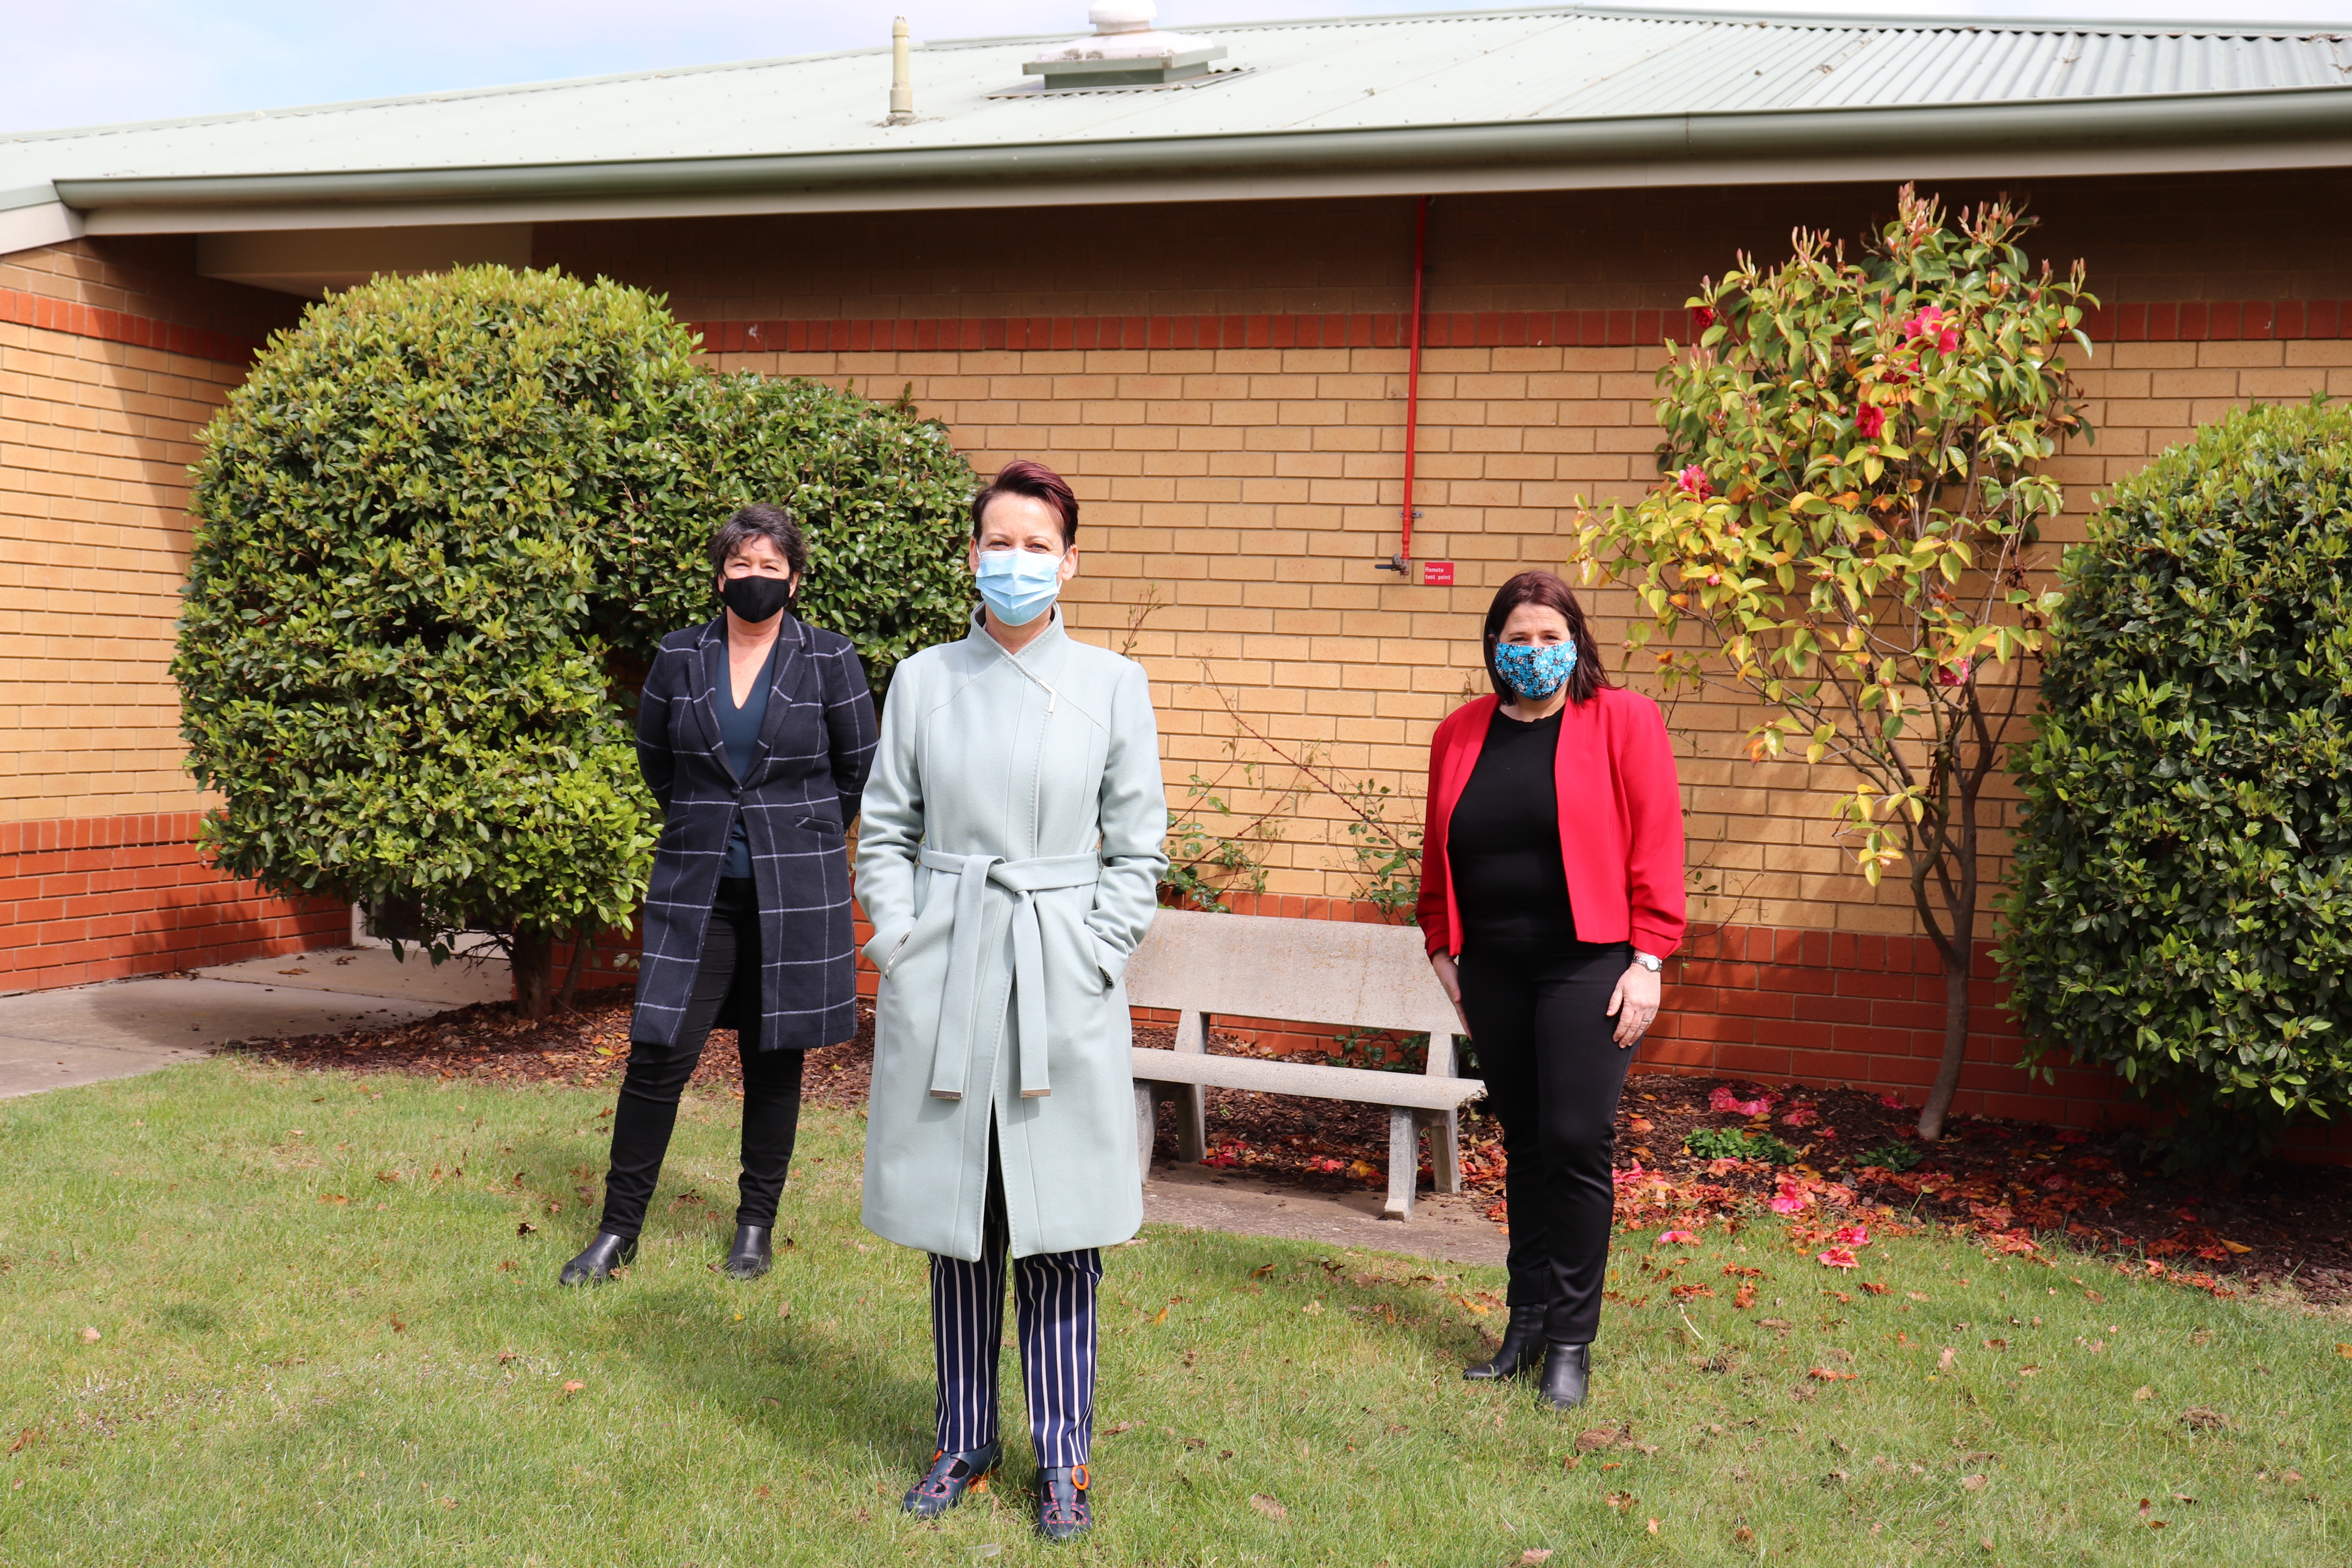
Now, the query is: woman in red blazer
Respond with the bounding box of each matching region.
[1418,570,1685,1410]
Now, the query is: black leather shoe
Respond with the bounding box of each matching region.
[1464,1303,1548,1381]
[557,1232,636,1286]
[902,1443,1000,1518]
[1036,1464,1093,1543]
[720,1224,773,1281]
[1538,1341,1592,1410]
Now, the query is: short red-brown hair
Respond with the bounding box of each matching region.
[1481,570,1611,704]
[970,459,1078,548]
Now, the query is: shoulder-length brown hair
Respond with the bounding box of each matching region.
[1481,571,1611,705]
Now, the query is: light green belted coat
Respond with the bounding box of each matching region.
[854,610,1168,1262]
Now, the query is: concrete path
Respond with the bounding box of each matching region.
[0,946,506,1100]
[1141,1161,1507,1267]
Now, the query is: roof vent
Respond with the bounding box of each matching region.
[1021,3,1227,90]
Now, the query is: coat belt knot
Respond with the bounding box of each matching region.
[916,848,1103,1102]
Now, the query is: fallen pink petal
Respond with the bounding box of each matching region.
[1818,1246,1860,1269]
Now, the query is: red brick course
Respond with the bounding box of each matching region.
[0,285,260,365]
[685,301,2352,358]
[0,812,345,993]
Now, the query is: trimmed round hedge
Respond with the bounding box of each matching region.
[175,265,973,994]
[2003,399,2352,1161]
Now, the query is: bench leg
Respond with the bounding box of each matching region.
[1172,1082,1206,1165]
[1133,1084,1156,1185]
[1427,1108,1463,1195]
[1384,1108,1418,1221]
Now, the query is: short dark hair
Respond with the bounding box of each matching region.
[970,459,1078,548]
[708,503,807,579]
[1481,570,1611,705]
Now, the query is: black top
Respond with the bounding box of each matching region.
[1448,704,1601,957]
[716,635,781,879]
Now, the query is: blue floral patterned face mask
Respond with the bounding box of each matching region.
[1493,638,1577,699]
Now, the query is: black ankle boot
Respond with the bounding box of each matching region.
[1464,1303,1548,1381]
[1538,1341,1592,1410]
[721,1224,773,1281]
[558,1232,636,1286]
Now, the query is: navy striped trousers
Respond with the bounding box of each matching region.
[929,1150,1101,1468]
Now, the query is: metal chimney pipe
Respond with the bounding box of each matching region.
[887,17,915,125]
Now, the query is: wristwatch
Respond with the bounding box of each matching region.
[1630,949,1663,973]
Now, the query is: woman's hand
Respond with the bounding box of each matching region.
[1428,951,1469,1034]
[1605,960,1662,1049]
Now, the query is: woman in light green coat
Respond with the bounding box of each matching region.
[854,459,1166,1544]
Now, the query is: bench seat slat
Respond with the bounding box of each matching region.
[1131,1047,1483,1111]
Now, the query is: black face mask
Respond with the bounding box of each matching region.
[720,573,793,624]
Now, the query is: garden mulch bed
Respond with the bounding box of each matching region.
[226,992,2352,1305]
[225,983,875,1112]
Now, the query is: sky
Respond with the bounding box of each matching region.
[5,0,2347,137]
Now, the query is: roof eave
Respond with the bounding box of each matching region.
[54,87,2352,234]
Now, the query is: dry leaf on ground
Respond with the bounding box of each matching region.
[1249,1494,1287,1520]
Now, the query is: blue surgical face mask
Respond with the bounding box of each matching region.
[975,548,1065,627]
[1493,638,1577,699]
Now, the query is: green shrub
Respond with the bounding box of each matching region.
[2002,398,2352,1163]
[1683,1126,1800,1165]
[175,266,973,1012]
[1856,1143,1924,1172]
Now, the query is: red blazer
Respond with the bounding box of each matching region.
[1417,688,1686,960]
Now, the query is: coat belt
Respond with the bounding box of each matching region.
[916,848,1103,1102]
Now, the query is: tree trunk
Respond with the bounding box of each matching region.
[1916,950,1971,1142]
[557,926,592,1011]
[512,928,554,1021]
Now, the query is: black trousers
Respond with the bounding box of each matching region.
[597,877,804,1240]
[1456,944,1635,1345]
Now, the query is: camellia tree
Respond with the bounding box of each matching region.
[177,267,972,1016]
[1580,187,2094,1141]
[2004,399,2352,1166]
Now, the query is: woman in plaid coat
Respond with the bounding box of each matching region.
[560,503,878,1287]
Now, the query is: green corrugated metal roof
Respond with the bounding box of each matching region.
[7,6,2349,225]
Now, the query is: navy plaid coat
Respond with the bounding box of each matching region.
[630,613,877,1053]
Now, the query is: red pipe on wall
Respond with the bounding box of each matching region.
[1382,195,1430,575]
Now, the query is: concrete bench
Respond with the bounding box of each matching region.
[1123,907,1483,1221]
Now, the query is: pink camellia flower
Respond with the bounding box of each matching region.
[1854,404,1886,439]
[1817,1246,1859,1270]
[1833,1224,1871,1247]
[1781,1105,1820,1128]
[1659,1229,1699,1245]
[1693,306,1717,330]
[1934,659,1973,688]
[1675,465,1713,500]
[1877,1091,1907,1110]
[1898,305,1962,355]
[1769,1192,1811,1216]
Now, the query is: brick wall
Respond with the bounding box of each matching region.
[0,238,296,825]
[0,811,346,992]
[0,240,321,989]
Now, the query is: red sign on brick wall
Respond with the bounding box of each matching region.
[1420,560,1455,586]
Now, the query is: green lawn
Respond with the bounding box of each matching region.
[0,1060,2344,1567]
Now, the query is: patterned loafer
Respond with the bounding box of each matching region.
[902,1443,1000,1518]
[1035,1464,1092,1543]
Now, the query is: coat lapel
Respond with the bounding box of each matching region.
[749,616,815,777]
[1434,695,1497,827]
[690,618,729,776]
